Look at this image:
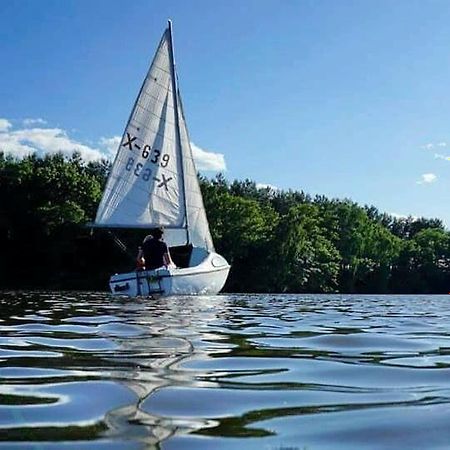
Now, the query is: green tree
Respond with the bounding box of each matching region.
[331,201,401,292]
[273,204,341,292]
[209,192,279,291]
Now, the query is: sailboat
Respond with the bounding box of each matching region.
[93,21,230,297]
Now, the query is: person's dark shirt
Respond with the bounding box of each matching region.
[142,238,168,270]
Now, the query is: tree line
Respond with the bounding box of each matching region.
[0,152,449,293]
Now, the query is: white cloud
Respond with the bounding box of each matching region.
[0,118,12,132]
[0,134,35,158]
[390,212,418,220]
[99,136,121,157]
[416,173,437,184]
[422,141,447,150]
[0,121,106,162]
[23,118,47,127]
[256,182,279,191]
[434,153,450,161]
[190,141,226,171]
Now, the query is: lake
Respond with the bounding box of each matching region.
[1,292,450,449]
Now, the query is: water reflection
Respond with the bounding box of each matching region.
[1,292,450,449]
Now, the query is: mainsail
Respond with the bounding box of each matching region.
[94,24,214,251]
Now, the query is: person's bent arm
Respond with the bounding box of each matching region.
[163,250,175,268]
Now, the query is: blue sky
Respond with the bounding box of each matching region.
[1,0,449,227]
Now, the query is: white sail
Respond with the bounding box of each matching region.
[177,93,214,251]
[95,29,185,230]
[94,25,214,251]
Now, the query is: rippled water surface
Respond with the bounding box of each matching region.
[1,292,450,449]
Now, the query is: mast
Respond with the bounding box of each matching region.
[167,20,190,245]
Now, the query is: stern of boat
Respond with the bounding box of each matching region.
[109,269,169,297]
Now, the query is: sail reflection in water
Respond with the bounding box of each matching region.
[1,292,450,449]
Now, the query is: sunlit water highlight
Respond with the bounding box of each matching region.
[1,292,450,449]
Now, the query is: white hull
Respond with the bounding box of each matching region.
[109,251,230,297]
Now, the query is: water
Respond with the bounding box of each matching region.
[1,293,450,449]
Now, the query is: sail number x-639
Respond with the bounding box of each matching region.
[123,132,172,189]
[123,132,170,167]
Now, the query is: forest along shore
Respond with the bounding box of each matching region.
[0,152,449,293]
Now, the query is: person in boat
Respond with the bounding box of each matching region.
[136,227,175,270]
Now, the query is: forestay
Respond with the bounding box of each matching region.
[94,26,214,252]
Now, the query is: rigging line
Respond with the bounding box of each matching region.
[107,231,135,262]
